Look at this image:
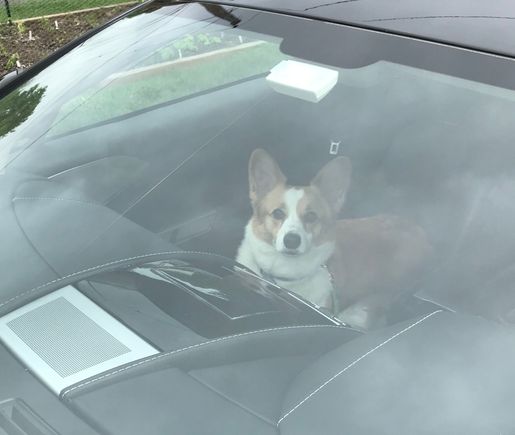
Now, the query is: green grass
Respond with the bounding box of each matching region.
[51,42,286,134]
[0,0,139,22]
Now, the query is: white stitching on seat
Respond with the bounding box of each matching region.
[277,310,443,426]
[61,324,346,398]
[0,250,237,308]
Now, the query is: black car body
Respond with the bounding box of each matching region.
[1,1,515,434]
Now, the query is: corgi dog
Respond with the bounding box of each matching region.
[237,149,432,329]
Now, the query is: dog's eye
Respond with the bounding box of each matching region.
[271,209,286,220]
[304,211,318,223]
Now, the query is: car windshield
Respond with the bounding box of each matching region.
[2,1,515,328]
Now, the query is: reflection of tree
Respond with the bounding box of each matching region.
[0,85,46,138]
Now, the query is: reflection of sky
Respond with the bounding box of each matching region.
[132,266,229,300]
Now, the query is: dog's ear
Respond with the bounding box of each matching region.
[311,156,351,213]
[249,149,286,202]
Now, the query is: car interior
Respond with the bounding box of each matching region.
[2,11,515,433]
[11,61,515,313]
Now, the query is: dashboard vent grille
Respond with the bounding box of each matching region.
[0,286,158,394]
[7,297,130,377]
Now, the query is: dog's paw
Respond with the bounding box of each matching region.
[337,303,371,329]
[337,302,386,330]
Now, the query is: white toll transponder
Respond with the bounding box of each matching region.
[266,60,339,103]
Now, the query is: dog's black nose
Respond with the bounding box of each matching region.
[284,232,301,250]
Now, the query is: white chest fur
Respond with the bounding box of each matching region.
[275,266,334,308]
[236,222,335,309]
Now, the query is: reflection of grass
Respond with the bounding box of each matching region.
[0,0,139,21]
[52,42,285,134]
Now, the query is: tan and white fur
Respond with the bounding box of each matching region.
[237,149,432,329]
